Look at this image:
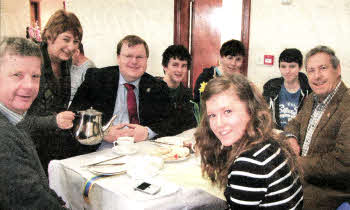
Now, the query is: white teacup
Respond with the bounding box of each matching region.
[113,137,135,154]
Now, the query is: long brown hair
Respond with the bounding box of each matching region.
[194,74,300,188]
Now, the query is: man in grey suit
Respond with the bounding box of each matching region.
[0,37,67,209]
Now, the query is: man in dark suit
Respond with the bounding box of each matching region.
[70,35,171,150]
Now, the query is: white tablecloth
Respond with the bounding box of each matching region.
[49,129,226,210]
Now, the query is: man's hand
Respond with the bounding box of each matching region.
[103,124,132,143]
[56,111,75,129]
[287,137,300,156]
[126,124,148,142]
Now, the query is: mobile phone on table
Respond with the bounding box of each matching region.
[134,182,161,195]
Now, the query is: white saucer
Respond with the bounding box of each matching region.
[88,164,127,175]
[112,145,138,155]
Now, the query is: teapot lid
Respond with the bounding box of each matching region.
[79,107,102,116]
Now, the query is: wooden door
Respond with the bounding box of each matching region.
[190,0,222,90]
[174,0,251,89]
[30,0,41,27]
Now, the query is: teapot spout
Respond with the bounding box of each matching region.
[102,115,118,133]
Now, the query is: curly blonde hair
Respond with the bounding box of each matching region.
[194,74,300,188]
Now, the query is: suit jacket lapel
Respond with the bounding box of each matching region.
[311,82,346,142]
[138,74,150,123]
[102,67,119,122]
[300,96,314,142]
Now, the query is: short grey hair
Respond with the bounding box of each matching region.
[305,45,340,70]
[0,37,42,62]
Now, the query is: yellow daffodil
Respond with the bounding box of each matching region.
[199,82,207,93]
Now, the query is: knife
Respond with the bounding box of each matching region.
[87,163,126,167]
[81,155,125,168]
[152,141,175,146]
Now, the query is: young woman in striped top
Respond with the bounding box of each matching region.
[194,74,303,209]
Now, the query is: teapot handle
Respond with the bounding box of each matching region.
[71,110,80,129]
[71,111,84,137]
[69,110,79,138]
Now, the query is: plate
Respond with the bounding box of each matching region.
[155,136,186,146]
[151,146,190,163]
[88,164,127,175]
[164,154,190,163]
[112,145,138,155]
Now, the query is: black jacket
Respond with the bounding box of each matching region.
[262,72,312,130]
[24,42,77,175]
[167,83,197,135]
[69,66,172,142]
[193,66,216,104]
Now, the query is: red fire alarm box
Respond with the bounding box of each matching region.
[264,55,274,65]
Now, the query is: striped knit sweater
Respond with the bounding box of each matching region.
[224,139,303,209]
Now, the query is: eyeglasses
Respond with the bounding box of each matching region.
[120,54,146,62]
[306,65,328,74]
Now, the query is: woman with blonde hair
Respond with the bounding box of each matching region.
[195,74,303,209]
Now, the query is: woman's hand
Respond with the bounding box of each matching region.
[56,111,75,129]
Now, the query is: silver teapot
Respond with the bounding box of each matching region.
[73,107,117,145]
